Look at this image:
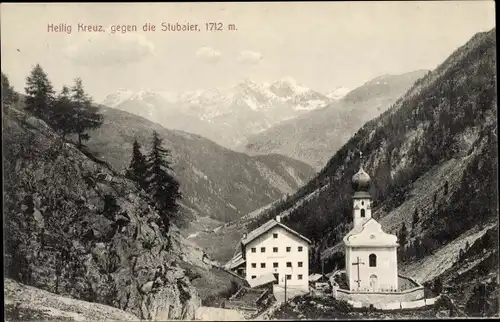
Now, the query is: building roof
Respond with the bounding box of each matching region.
[308,274,326,282]
[248,273,277,288]
[241,218,312,246]
[225,252,246,270]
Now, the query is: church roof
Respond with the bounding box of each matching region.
[343,217,398,247]
[352,166,371,191]
[241,218,311,246]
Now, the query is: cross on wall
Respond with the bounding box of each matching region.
[352,256,365,289]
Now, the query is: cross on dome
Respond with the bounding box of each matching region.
[352,150,371,191]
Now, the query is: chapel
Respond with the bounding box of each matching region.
[343,155,400,292]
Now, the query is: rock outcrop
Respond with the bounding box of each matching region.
[3,107,202,319]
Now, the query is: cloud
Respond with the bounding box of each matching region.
[196,46,222,62]
[238,50,262,64]
[63,31,155,67]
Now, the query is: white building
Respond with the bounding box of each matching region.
[343,162,399,292]
[241,216,311,291]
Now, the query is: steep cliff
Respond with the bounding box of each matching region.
[3,106,207,320]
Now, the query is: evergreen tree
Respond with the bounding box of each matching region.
[399,223,408,248]
[70,78,103,147]
[24,64,55,119]
[126,139,148,190]
[146,131,182,233]
[466,283,489,316]
[433,277,443,295]
[412,208,419,228]
[2,72,18,108]
[51,86,74,138]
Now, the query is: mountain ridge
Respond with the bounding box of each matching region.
[102,77,333,149]
[83,105,316,224]
[243,69,430,169]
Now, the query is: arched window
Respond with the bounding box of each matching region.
[361,209,366,218]
[369,254,377,267]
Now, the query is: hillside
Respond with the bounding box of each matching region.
[2,106,247,319]
[244,70,429,169]
[247,28,497,315]
[103,77,331,149]
[81,106,315,224]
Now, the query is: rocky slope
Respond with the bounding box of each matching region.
[245,28,497,314]
[244,70,429,169]
[5,278,140,321]
[2,106,241,320]
[83,107,315,224]
[103,77,331,149]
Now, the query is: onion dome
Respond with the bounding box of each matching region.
[352,166,371,191]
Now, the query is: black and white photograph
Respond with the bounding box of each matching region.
[1,1,498,320]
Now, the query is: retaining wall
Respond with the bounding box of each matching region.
[336,286,425,304]
[346,296,440,311]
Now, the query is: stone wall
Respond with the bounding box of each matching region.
[335,286,425,304]
[345,296,440,311]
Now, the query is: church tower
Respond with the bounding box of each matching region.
[352,152,372,228]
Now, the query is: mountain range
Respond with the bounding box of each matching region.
[243,70,430,169]
[102,77,340,149]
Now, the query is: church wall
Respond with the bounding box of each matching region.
[347,246,398,291]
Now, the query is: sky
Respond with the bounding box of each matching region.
[1,2,496,101]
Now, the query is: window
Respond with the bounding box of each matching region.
[251,263,256,268]
[298,246,303,252]
[369,254,377,267]
[361,201,364,205]
[273,233,278,238]
[251,247,256,253]
[286,262,292,268]
[298,262,303,268]
[298,274,303,280]
[273,262,279,268]
[251,275,256,279]
[286,247,291,252]
[261,247,266,253]
[361,209,366,218]
[273,247,278,253]
[261,263,266,268]
[286,274,292,280]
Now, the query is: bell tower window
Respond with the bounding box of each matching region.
[361,209,366,218]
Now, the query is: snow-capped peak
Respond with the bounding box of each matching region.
[326,86,350,100]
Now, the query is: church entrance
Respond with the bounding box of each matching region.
[369,275,378,291]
